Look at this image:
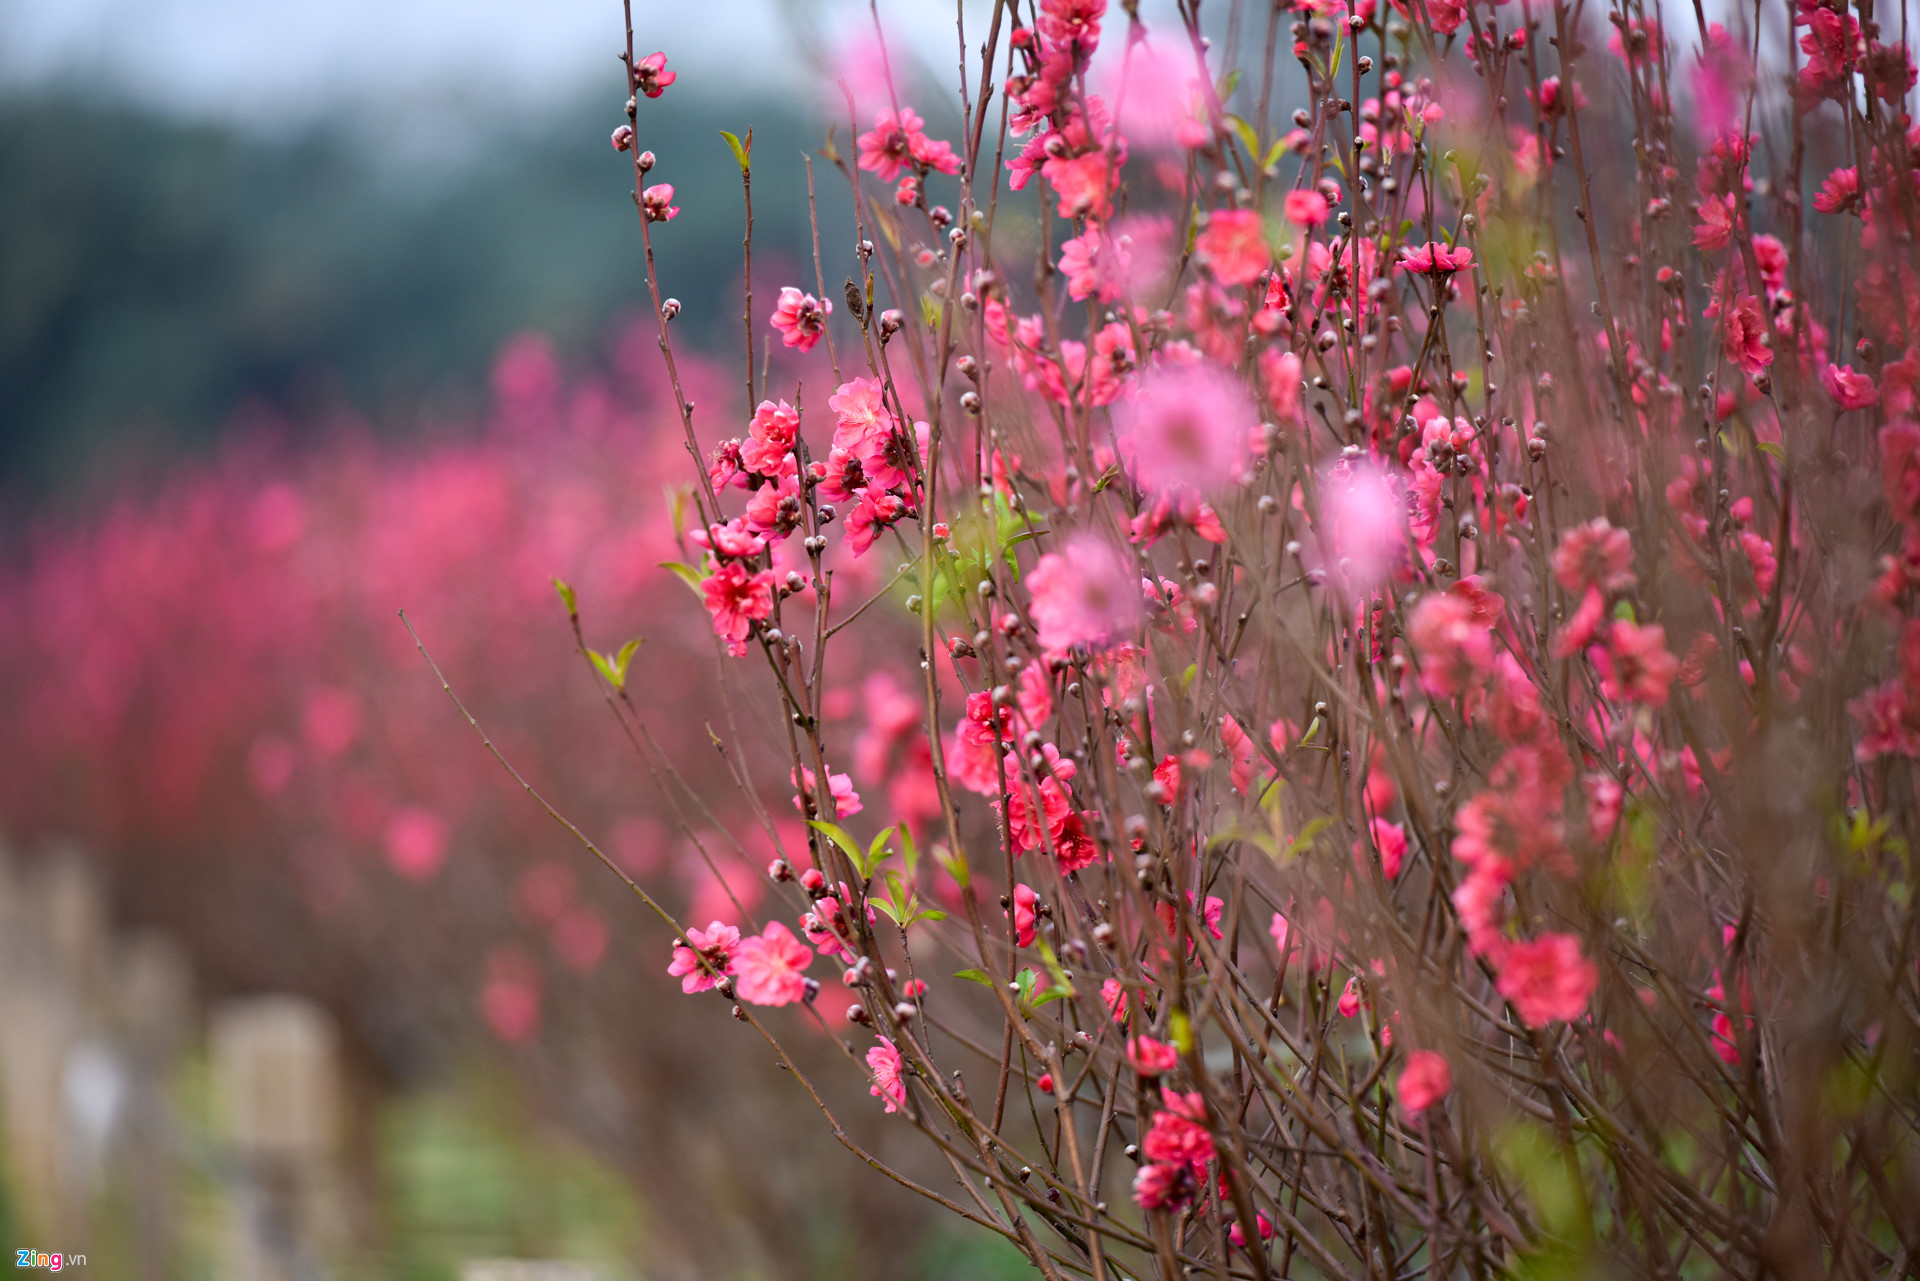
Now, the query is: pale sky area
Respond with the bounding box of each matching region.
[0,0,1787,141]
[0,0,997,130]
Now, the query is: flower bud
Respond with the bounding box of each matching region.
[611,124,635,151]
[800,867,826,892]
[847,1003,871,1025]
[638,150,656,172]
[768,858,794,881]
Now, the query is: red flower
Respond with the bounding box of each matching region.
[1692,194,1737,251]
[1822,363,1880,410]
[733,921,814,1006]
[1140,1089,1214,1168]
[844,489,906,558]
[1041,151,1112,218]
[1399,240,1474,274]
[1494,933,1598,1026]
[702,561,773,655]
[1195,209,1270,288]
[1815,166,1861,215]
[857,108,959,183]
[867,1037,908,1112]
[770,287,831,353]
[1722,293,1773,376]
[1127,1035,1180,1077]
[642,183,679,222]
[1397,1049,1453,1117]
[1360,818,1408,880]
[1284,189,1330,227]
[1012,883,1039,947]
[634,51,676,98]
[1551,517,1638,594]
[791,766,863,819]
[1595,620,1679,706]
[668,920,741,994]
[1407,591,1493,699]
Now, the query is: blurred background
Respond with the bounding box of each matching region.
[0,0,1032,1275]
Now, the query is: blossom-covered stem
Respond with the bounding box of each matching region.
[621,0,717,526]
[738,127,755,409]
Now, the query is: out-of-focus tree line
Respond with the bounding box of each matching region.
[0,87,844,494]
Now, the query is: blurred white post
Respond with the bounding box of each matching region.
[117,932,192,1281]
[0,846,114,1242]
[210,995,351,1281]
[461,1264,597,1281]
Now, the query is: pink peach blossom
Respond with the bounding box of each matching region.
[733,921,814,1006]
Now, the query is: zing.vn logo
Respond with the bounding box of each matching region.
[15,1253,82,1271]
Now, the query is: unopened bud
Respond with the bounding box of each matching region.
[768,858,794,881]
[638,150,656,172]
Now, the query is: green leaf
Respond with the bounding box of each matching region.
[954,968,995,986]
[588,650,621,690]
[553,577,578,616]
[721,129,750,173]
[1033,988,1074,1007]
[1217,68,1242,100]
[592,636,645,690]
[1223,113,1261,161]
[1035,938,1076,997]
[659,561,706,597]
[1300,715,1323,744]
[897,823,920,879]
[664,484,692,540]
[1756,441,1787,463]
[807,820,866,875]
[909,907,948,924]
[1014,967,1040,1004]
[1263,137,1289,170]
[936,844,970,889]
[865,826,898,877]
[1291,815,1336,853]
[1612,600,1637,623]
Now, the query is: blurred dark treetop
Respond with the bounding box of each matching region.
[0,88,839,494]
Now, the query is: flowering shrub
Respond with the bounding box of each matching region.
[554,1,1920,1276]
